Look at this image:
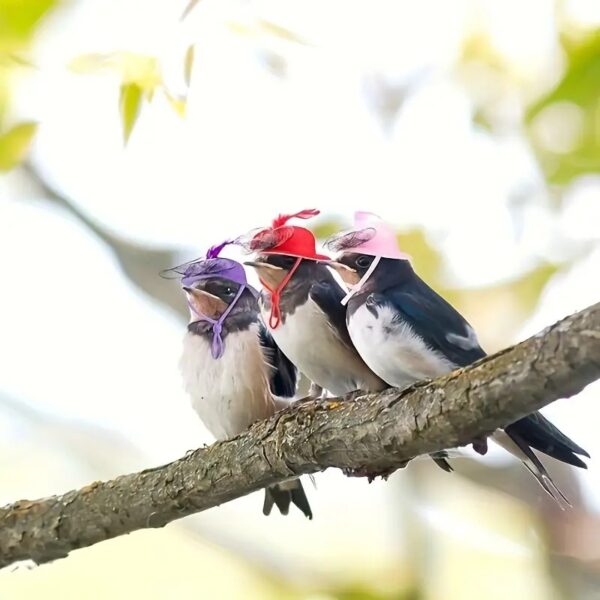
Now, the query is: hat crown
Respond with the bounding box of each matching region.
[166,240,251,288]
[252,208,329,261]
[343,211,410,260]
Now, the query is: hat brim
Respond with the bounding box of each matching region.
[340,248,411,261]
[261,248,330,261]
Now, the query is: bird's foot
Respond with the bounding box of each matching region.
[342,464,406,482]
[294,383,327,405]
[471,436,488,455]
[294,394,317,405]
[308,382,324,399]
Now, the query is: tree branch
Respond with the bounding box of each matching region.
[1,303,599,569]
[21,161,188,320]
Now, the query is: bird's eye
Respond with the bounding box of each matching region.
[224,287,234,296]
[356,255,371,269]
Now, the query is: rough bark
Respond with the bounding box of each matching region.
[1,302,599,569]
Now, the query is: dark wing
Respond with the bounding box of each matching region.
[309,277,355,350]
[376,275,486,367]
[258,323,298,398]
[381,277,590,470]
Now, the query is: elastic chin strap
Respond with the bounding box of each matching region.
[260,257,302,330]
[188,284,246,359]
[340,255,381,306]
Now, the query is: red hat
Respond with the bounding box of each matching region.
[249,209,329,260]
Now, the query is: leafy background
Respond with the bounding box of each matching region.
[0,0,599,598]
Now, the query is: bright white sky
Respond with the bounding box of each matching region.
[1,0,599,563]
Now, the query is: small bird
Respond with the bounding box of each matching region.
[325,211,589,504]
[241,209,388,398]
[164,241,312,518]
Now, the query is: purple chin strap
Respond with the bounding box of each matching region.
[179,240,258,360]
[186,284,247,359]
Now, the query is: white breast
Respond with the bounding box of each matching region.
[179,325,275,440]
[348,303,455,389]
[263,298,368,396]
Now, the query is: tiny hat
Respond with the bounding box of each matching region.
[161,240,258,359]
[162,240,258,296]
[326,211,410,260]
[248,209,329,261]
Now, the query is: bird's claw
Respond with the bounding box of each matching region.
[342,465,404,482]
[471,436,489,455]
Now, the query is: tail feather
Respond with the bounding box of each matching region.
[492,430,571,508]
[263,480,312,519]
[430,450,454,472]
[506,412,589,468]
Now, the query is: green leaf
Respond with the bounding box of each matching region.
[0,121,37,171]
[0,0,58,49]
[526,32,600,185]
[184,45,195,88]
[119,83,142,143]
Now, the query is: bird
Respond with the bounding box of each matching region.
[163,240,312,519]
[324,211,590,504]
[241,209,388,399]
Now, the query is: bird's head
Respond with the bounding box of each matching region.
[321,252,375,288]
[244,254,302,290]
[183,277,247,321]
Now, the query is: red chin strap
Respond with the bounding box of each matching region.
[260,257,302,329]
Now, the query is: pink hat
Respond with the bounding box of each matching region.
[326,211,411,260]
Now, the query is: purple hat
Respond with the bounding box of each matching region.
[163,240,258,295]
[162,240,258,358]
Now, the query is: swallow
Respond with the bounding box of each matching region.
[242,209,387,398]
[325,212,589,504]
[164,241,312,518]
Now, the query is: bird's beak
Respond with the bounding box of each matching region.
[318,260,360,286]
[183,287,227,319]
[243,261,285,288]
[243,261,282,271]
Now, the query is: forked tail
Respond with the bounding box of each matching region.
[263,479,313,519]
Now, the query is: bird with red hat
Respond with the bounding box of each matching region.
[242,209,386,399]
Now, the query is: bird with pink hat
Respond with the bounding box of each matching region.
[325,211,589,498]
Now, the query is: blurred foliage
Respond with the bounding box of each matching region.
[70,52,186,142]
[0,0,57,168]
[313,219,344,242]
[396,230,444,285]
[67,14,308,141]
[184,44,195,88]
[324,586,421,600]
[0,121,36,171]
[460,23,599,189]
[526,31,600,185]
[0,0,57,53]
[70,52,162,93]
